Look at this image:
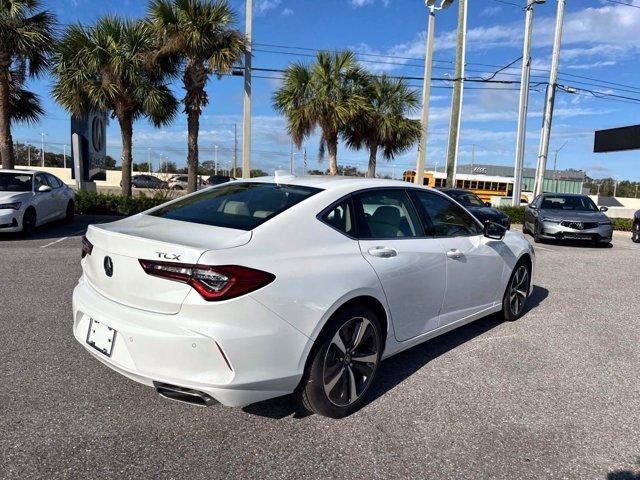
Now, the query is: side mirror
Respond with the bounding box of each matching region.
[37,185,52,193]
[600,206,608,212]
[484,221,507,240]
[529,204,537,210]
[485,201,492,207]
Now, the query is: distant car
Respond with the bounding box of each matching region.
[124,175,168,189]
[168,175,188,190]
[439,188,511,229]
[633,210,639,243]
[0,169,75,235]
[523,193,613,246]
[205,175,234,186]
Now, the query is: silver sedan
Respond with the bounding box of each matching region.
[523,193,613,246]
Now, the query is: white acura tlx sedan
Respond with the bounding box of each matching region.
[73,173,535,418]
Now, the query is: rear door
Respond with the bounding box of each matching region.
[354,188,446,342]
[44,173,67,217]
[410,190,504,327]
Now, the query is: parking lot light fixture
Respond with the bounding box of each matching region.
[415,0,454,186]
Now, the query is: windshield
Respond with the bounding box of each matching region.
[448,191,485,207]
[0,172,32,192]
[540,195,598,211]
[150,182,322,230]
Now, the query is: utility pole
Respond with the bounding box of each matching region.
[27,145,31,166]
[444,0,467,188]
[147,148,151,173]
[242,0,253,179]
[41,133,46,167]
[513,0,543,206]
[233,123,238,177]
[534,0,566,197]
[414,1,453,185]
[614,178,618,197]
[214,145,219,175]
[63,144,67,169]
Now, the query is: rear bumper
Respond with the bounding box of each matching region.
[538,221,613,242]
[72,278,313,407]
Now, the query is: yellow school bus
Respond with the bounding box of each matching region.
[402,170,529,204]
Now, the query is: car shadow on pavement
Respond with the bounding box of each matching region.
[607,459,640,480]
[244,285,549,420]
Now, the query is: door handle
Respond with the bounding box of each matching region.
[446,249,463,259]
[368,246,398,258]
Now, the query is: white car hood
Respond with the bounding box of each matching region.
[0,191,31,204]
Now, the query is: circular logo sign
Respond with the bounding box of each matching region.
[91,115,105,152]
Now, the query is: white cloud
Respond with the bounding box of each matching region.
[350,0,389,6]
[255,0,281,15]
[281,7,293,16]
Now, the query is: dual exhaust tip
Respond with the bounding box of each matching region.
[153,381,217,407]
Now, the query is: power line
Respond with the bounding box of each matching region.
[491,0,524,8]
[603,0,640,9]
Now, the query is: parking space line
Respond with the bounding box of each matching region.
[533,245,556,252]
[40,237,68,248]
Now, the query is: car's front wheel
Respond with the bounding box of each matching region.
[299,306,382,418]
[64,201,75,224]
[502,260,531,321]
[22,208,36,236]
[633,221,640,243]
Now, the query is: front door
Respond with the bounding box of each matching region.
[354,189,447,342]
[410,190,504,327]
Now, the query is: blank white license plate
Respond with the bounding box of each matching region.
[86,319,116,357]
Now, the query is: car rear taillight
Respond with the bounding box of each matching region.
[82,236,93,258]
[138,260,275,301]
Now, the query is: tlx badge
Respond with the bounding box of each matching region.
[156,252,181,261]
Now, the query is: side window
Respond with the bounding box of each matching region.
[354,189,422,239]
[45,173,62,188]
[413,191,482,237]
[34,174,49,190]
[321,198,355,237]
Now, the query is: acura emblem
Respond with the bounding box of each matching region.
[104,256,113,277]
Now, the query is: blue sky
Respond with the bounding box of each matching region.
[12,0,640,181]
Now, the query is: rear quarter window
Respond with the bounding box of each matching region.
[150,182,321,230]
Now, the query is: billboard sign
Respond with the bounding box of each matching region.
[594,124,640,153]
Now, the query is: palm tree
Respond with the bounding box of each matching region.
[52,16,178,196]
[345,75,421,178]
[273,51,370,176]
[0,0,55,169]
[148,0,246,193]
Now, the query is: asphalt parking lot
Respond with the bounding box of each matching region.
[1,218,639,479]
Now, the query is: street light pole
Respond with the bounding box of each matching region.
[445,0,467,188]
[533,0,566,197]
[552,140,568,193]
[242,0,253,179]
[414,0,453,186]
[214,145,219,175]
[513,0,545,206]
[41,133,46,167]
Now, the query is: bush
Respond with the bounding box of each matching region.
[497,206,525,225]
[74,191,169,216]
[497,205,634,232]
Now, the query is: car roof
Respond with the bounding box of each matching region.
[237,175,426,191]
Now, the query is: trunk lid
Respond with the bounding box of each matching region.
[83,214,251,314]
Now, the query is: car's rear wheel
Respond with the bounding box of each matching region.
[64,200,74,224]
[299,306,382,418]
[633,221,640,243]
[22,208,36,236]
[502,261,531,322]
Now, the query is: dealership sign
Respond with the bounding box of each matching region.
[71,111,108,181]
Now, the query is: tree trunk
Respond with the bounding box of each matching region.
[327,133,338,176]
[0,68,15,169]
[186,107,199,193]
[119,115,133,197]
[367,144,378,178]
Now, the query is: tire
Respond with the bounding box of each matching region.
[502,260,531,322]
[64,201,75,224]
[522,221,530,235]
[533,221,542,243]
[22,208,36,236]
[299,305,382,418]
[633,221,640,243]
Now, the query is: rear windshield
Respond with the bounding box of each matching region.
[0,172,32,192]
[150,182,322,230]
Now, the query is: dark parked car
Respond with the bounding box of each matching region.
[205,175,235,186]
[439,188,511,229]
[633,210,639,243]
[523,193,612,246]
[122,175,168,189]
